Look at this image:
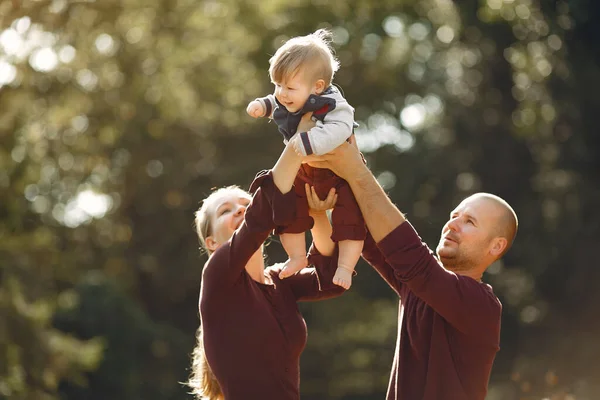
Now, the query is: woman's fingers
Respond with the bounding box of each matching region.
[321,187,337,210]
[305,184,337,211]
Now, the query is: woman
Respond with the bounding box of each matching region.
[187,142,345,400]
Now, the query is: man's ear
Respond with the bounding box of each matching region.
[315,79,326,94]
[489,237,507,257]
[205,236,219,252]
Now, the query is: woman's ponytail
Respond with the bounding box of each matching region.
[187,326,222,400]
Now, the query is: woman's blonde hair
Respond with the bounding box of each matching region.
[189,186,254,399]
[187,326,223,400]
[269,28,339,86]
[194,185,248,255]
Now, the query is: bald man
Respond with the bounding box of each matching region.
[307,140,518,400]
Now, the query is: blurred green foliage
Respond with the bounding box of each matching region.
[0,0,599,399]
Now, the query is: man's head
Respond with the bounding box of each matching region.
[436,193,518,276]
[268,29,339,113]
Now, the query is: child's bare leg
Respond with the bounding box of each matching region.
[279,232,308,279]
[333,240,364,289]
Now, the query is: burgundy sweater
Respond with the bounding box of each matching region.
[199,172,345,400]
[362,221,502,400]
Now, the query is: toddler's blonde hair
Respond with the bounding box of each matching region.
[269,29,339,86]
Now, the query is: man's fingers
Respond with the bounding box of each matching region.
[349,135,359,150]
[304,160,328,170]
[322,140,352,157]
[303,154,321,163]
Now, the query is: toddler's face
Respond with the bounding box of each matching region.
[273,68,322,113]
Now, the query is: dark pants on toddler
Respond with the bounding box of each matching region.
[276,164,366,242]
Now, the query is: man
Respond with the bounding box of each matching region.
[309,139,518,400]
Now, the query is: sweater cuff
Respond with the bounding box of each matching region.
[255,96,273,117]
[248,169,297,228]
[299,131,313,156]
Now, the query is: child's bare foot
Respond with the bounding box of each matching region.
[279,256,308,279]
[333,265,353,289]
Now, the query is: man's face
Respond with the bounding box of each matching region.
[436,196,502,272]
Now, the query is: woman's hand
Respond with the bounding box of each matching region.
[297,112,315,133]
[306,184,337,215]
[307,184,336,256]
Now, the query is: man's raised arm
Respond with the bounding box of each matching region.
[307,140,405,242]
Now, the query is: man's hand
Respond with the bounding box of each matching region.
[306,184,337,214]
[305,135,366,181]
[246,100,265,118]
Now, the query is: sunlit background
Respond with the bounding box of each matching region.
[1,0,599,399]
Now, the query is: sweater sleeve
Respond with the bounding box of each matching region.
[255,94,277,119]
[284,243,347,302]
[377,221,502,338]
[361,230,403,296]
[202,170,296,286]
[296,99,354,156]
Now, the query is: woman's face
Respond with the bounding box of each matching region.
[205,189,252,252]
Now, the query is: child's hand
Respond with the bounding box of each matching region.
[246,100,265,118]
[291,135,306,157]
